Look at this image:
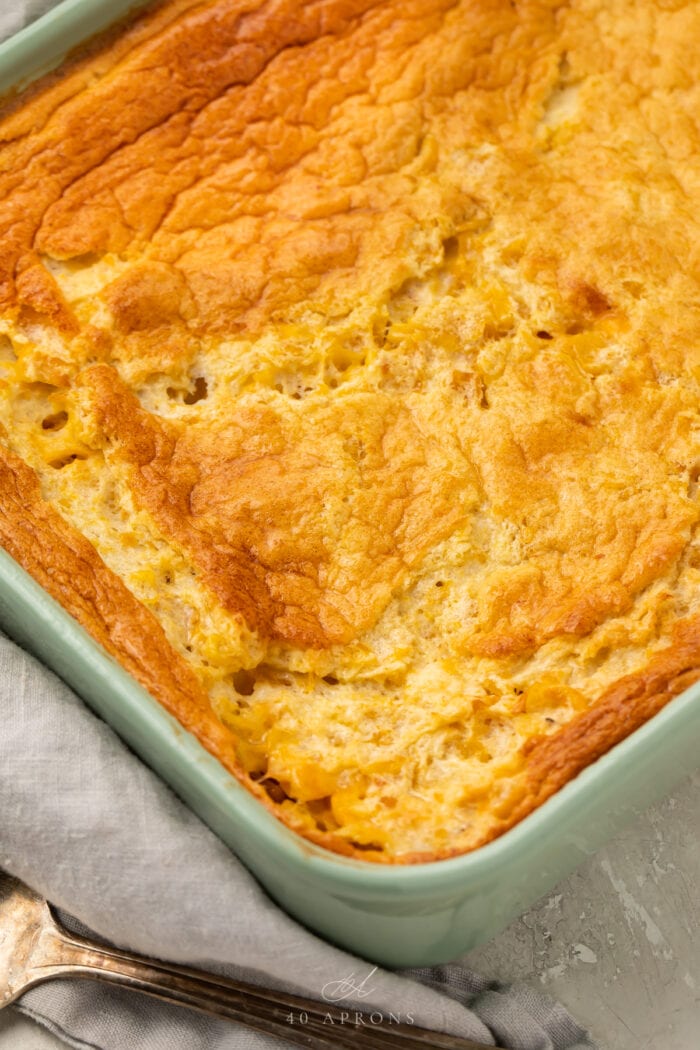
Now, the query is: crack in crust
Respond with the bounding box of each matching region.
[77,363,477,647]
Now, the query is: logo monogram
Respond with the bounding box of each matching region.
[321,966,379,1003]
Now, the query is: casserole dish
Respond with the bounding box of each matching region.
[0,0,699,966]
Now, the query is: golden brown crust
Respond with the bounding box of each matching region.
[523,618,700,809]
[0,439,378,856]
[0,441,243,776]
[369,621,700,864]
[0,0,699,861]
[2,429,696,864]
[76,362,474,648]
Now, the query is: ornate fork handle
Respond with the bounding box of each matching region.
[25,921,502,1050]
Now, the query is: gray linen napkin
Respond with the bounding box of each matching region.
[0,629,594,1050]
[0,3,595,1047]
[0,0,49,37]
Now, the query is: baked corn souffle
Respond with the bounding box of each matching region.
[1,0,700,860]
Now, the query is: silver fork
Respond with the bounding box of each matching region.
[0,872,504,1049]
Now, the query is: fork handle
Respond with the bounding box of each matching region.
[29,925,502,1050]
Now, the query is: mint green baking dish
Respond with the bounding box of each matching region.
[1,0,699,969]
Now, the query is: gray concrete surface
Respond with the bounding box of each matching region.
[1,771,697,1050]
[464,770,700,1050]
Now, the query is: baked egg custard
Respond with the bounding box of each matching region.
[1,0,700,860]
